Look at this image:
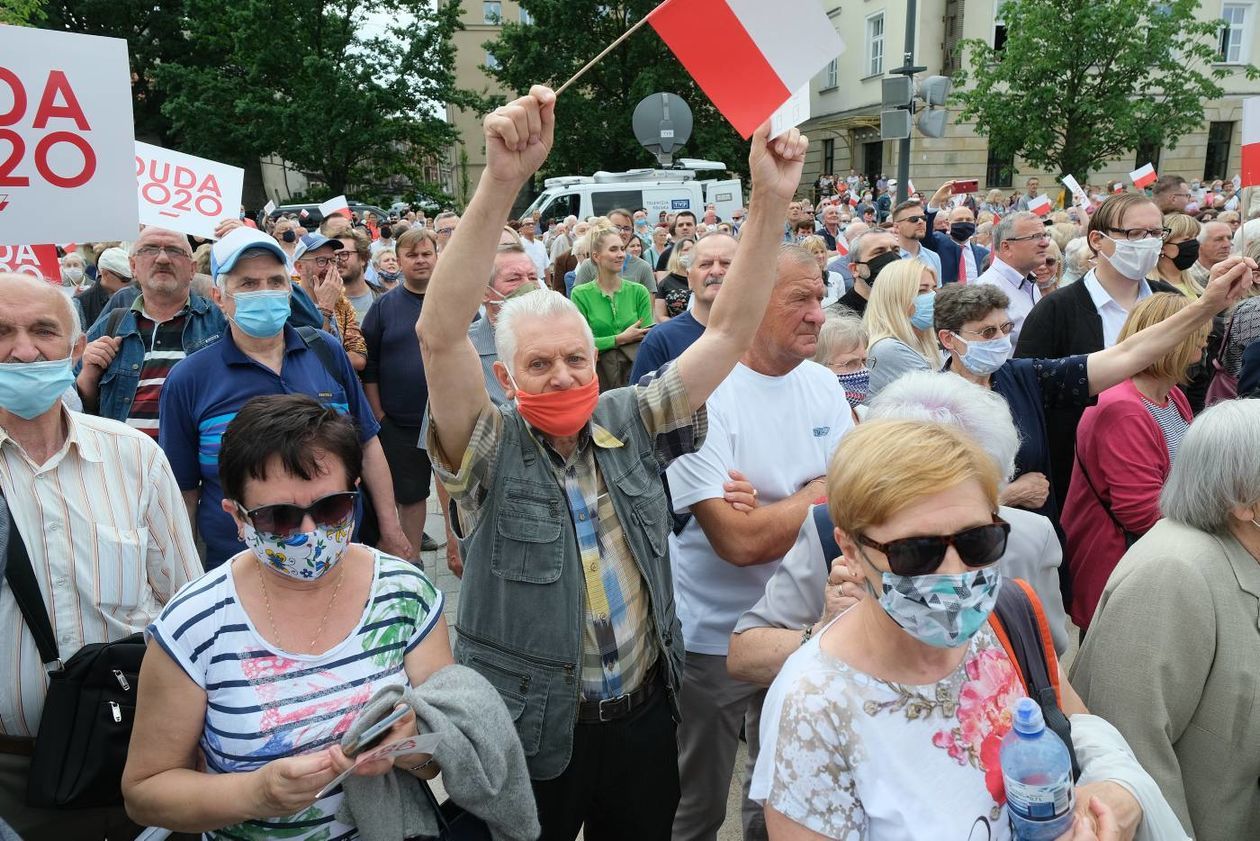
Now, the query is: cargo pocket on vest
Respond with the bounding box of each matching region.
[492,478,564,584]
[468,652,549,757]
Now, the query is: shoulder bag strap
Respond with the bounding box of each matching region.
[2,496,62,667]
[297,326,349,393]
[104,306,127,339]
[812,503,841,574]
[1073,448,1134,541]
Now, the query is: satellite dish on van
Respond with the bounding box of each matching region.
[633,93,693,167]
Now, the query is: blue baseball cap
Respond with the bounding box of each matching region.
[210,227,288,280]
[292,233,342,262]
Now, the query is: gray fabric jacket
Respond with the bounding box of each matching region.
[337,664,540,841]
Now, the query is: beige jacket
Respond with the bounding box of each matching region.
[1069,518,1260,841]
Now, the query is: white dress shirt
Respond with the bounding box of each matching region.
[1082,269,1153,348]
[974,256,1042,345]
[0,410,201,736]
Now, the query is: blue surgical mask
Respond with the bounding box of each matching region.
[228,289,291,338]
[910,291,935,330]
[953,333,1013,375]
[0,358,76,419]
[870,562,1003,648]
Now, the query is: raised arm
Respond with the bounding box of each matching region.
[1085,255,1257,394]
[674,124,807,413]
[417,86,556,462]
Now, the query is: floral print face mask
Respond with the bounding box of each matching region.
[242,515,354,580]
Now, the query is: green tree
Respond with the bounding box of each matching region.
[41,0,196,145]
[953,0,1258,183]
[154,0,482,194]
[0,0,44,25]
[484,0,748,181]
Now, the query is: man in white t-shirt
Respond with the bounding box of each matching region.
[668,245,852,841]
[517,217,549,277]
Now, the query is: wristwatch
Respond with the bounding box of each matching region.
[800,624,814,646]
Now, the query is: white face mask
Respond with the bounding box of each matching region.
[1102,235,1162,280]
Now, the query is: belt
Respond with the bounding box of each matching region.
[0,735,34,757]
[576,663,661,725]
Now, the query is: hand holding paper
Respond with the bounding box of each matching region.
[319,731,442,799]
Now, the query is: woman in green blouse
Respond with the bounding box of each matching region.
[571,226,654,390]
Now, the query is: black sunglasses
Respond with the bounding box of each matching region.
[236,491,359,537]
[856,517,1010,576]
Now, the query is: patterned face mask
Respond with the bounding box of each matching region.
[242,515,353,580]
[863,556,1002,648]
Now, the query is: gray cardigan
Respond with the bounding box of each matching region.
[1069,519,1260,841]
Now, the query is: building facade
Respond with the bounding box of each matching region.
[442,0,524,205]
[801,0,1260,198]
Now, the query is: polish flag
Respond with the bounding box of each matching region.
[319,195,351,219]
[847,194,859,208]
[1027,194,1052,217]
[1129,163,1157,190]
[833,237,849,257]
[1241,97,1260,188]
[648,0,845,138]
[299,208,310,219]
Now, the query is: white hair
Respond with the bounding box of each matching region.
[0,272,82,352]
[867,371,1019,485]
[1062,236,1093,284]
[1160,399,1260,533]
[494,290,595,372]
[992,211,1038,252]
[814,312,867,366]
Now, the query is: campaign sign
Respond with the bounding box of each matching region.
[0,26,138,243]
[135,142,243,240]
[0,243,61,284]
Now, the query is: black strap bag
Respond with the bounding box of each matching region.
[411,779,494,841]
[4,510,145,808]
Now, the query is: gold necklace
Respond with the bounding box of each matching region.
[255,560,348,652]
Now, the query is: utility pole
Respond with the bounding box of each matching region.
[892,0,926,205]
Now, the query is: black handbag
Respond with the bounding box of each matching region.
[411,779,494,841]
[3,509,145,809]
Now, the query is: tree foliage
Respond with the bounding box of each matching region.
[953,0,1258,182]
[153,0,480,195]
[484,0,748,181]
[0,0,44,25]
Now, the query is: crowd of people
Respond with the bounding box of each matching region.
[2,81,1259,841]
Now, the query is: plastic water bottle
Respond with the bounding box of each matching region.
[1000,697,1075,840]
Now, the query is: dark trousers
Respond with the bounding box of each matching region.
[530,689,680,841]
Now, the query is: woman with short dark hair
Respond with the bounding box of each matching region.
[122,394,455,839]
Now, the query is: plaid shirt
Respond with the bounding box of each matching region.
[430,363,705,699]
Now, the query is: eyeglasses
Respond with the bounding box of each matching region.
[134,245,192,260]
[436,227,456,236]
[896,215,926,225]
[236,491,359,537]
[614,225,632,233]
[301,254,343,268]
[1005,231,1052,242]
[1107,227,1171,241]
[857,517,1010,576]
[958,321,1015,340]
[333,250,354,262]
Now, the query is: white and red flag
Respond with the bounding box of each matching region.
[1241,98,1260,188]
[1129,163,1157,190]
[833,237,849,257]
[1027,194,1052,217]
[318,194,350,219]
[647,0,844,138]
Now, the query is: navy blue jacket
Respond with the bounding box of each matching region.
[923,207,990,285]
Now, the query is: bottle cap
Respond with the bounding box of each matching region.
[1012,697,1045,735]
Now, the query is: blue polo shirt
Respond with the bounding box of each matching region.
[159,325,381,569]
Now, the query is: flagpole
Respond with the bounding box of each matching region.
[556,11,657,96]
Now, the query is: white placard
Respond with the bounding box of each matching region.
[0,26,139,244]
[135,142,243,240]
[1061,174,1088,208]
[770,85,810,140]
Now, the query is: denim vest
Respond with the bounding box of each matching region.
[454,389,686,781]
[85,295,226,424]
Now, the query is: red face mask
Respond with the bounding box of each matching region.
[511,373,600,437]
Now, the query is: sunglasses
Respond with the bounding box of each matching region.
[897,215,926,224]
[236,491,359,537]
[856,517,1010,576]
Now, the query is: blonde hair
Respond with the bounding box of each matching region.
[863,259,939,367]
[1048,222,1076,253]
[1161,212,1204,297]
[666,238,695,275]
[826,419,1000,535]
[1116,292,1210,384]
[799,235,828,256]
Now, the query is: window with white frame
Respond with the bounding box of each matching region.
[1219,3,1251,63]
[483,1,502,24]
[866,13,885,77]
[824,58,838,89]
[519,7,533,24]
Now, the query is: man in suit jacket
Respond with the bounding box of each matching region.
[923,199,990,286]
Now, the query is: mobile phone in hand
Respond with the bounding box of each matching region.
[343,706,409,757]
[951,179,978,195]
